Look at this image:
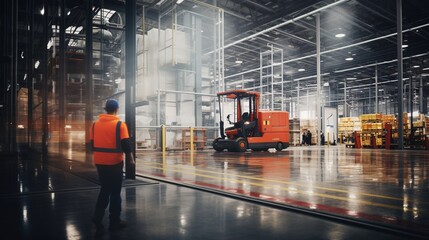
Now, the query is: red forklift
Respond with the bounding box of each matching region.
[213,90,290,152]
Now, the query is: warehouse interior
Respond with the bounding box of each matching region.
[2,0,429,153]
[1,0,429,239]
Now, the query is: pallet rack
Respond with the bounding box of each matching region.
[338,117,361,144]
[360,114,383,147]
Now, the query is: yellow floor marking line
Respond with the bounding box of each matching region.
[137,161,429,205]
[140,164,412,212]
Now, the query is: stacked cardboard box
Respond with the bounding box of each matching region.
[360,114,384,146]
[338,117,361,144]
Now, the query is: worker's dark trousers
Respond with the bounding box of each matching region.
[93,161,123,224]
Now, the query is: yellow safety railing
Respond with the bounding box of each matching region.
[190,127,194,152]
[162,125,166,154]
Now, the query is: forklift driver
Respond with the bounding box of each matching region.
[226,112,250,131]
[242,112,256,137]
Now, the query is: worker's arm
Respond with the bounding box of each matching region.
[121,138,135,165]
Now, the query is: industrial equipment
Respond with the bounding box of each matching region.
[213,90,289,152]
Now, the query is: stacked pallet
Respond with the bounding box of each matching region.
[338,117,361,144]
[289,118,301,146]
[360,114,384,147]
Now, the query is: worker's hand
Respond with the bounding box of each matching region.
[126,153,135,165]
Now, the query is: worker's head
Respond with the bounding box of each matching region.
[104,99,119,114]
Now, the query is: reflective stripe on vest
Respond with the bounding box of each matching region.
[92,121,122,153]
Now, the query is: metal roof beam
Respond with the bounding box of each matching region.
[242,0,275,14]
[223,0,349,49]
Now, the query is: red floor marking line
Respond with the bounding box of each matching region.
[190,180,429,233]
[147,173,429,234]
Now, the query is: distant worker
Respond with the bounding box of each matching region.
[302,131,307,145]
[320,132,325,145]
[307,130,312,145]
[90,99,135,233]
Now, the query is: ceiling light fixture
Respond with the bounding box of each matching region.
[412,65,420,68]
[335,33,346,38]
[47,40,53,49]
[235,59,242,64]
[402,44,408,48]
[345,57,353,61]
[298,68,305,72]
[156,0,167,6]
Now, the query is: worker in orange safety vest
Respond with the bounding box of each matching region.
[90,99,135,233]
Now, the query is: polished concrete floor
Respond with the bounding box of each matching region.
[1,145,428,239]
[135,146,429,237]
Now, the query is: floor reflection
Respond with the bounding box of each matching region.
[135,146,429,233]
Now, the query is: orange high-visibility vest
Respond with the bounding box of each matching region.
[90,114,129,165]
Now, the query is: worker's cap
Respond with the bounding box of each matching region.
[104,99,119,112]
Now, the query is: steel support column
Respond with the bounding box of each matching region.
[27,0,34,149]
[1,1,11,151]
[397,0,404,149]
[125,0,136,179]
[59,0,66,153]
[375,65,378,113]
[85,0,94,161]
[297,79,300,118]
[10,0,18,153]
[344,80,347,117]
[419,75,423,113]
[422,89,428,114]
[0,1,4,149]
[194,15,203,126]
[409,68,413,133]
[368,82,372,113]
[42,0,49,160]
[316,13,321,146]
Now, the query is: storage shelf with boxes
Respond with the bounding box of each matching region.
[338,117,361,144]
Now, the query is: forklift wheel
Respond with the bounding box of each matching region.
[214,147,224,152]
[236,138,247,152]
[213,138,224,152]
[275,142,283,151]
